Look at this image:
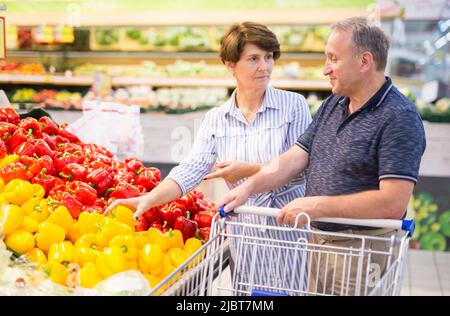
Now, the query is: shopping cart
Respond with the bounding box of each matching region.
[149,205,414,296]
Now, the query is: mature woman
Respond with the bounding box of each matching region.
[107,22,311,294]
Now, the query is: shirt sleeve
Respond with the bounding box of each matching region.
[295,96,330,153]
[285,94,312,148]
[166,110,218,195]
[378,110,426,183]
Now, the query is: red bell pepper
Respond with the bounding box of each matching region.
[13,141,36,157]
[92,153,113,166]
[54,152,84,173]
[194,211,214,229]
[58,123,79,143]
[124,157,145,174]
[0,108,20,125]
[173,212,199,242]
[142,207,161,224]
[19,117,42,138]
[65,181,98,205]
[51,135,69,149]
[33,139,55,158]
[38,155,57,176]
[135,168,160,191]
[136,215,149,232]
[113,170,136,186]
[48,184,66,201]
[158,202,183,228]
[197,227,211,243]
[59,163,87,182]
[18,156,42,179]
[39,116,59,135]
[0,122,18,141]
[86,168,114,196]
[32,169,63,196]
[0,162,28,183]
[108,180,141,199]
[0,139,7,159]
[88,160,113,172]
[150,221,169,233]
[60,192,84,219]
[195,198,214,213]
[9,128,32,152]
[177,191,200,214]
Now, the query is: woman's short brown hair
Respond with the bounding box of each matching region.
[219,22,281,64]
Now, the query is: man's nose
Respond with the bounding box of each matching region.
[323,64,332,76]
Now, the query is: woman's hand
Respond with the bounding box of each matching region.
[104,194,154,220]
[204,161,261,185]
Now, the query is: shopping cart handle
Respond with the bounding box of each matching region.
[219,205,415,236]
[251,289,288,296]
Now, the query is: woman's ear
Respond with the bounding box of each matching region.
[225,61,236,76]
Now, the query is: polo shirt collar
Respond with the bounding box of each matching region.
[337,76,393,112]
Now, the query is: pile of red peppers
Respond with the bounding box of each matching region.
[0,108,216,242]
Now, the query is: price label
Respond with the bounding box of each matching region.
[0,17,5,59]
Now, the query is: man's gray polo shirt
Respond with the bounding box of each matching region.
[296,77,426,231]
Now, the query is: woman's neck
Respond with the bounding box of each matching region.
[235,86,266,113]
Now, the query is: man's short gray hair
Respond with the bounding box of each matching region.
[331,16,390,71]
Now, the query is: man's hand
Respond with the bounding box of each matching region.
[204,161,260,185]
[104,194,154,220]
[278,196,323,227]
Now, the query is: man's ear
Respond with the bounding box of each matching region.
[360,51,374,72]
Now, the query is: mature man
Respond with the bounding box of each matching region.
[218,17,426,295]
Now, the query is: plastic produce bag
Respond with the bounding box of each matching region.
[69,100,144,161]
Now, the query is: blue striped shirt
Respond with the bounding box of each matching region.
[167,85,312,294]
[167,85,312,204]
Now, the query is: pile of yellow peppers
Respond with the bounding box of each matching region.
[0,179,203,292]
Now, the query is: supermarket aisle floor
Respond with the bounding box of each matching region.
[212,250,449,296]
[401,249,450,296]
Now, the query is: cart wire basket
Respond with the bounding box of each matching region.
[149,206,415,296]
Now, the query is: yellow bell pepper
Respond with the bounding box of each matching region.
[31,183,45,199]
[25,247,48,266]
[109,205,137,227]
[4,179,34,205]
[22,198,50,222]
[164,229,184,249]
[77,211,105,236]
[109,234,137,260]
[126,258,139,271]
[0,204,24,235]
[67,221,81,244]
[184,237,203,256]
[146,227,171,252]
[134,231,151,249]
[75,233,100,250]
[20,216,39,233]
[0,178,4,192]
[0,193,6,205]
[96,247,127,279]
[0,154,19,170]
[76,246,100,267]
[157,254,176,279]
[144,273,165,295]
[167,247,189,268]
[96,218,134,247]
[5,229,35,254]
[48,241,78,265]
[77,262,103,289]
[35,221,65,253]
[46,205,73,235]
[138,243,164,275]
[46,261,70,286]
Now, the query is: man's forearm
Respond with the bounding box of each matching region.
[246,146,308,196]
[315,185,411,220]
